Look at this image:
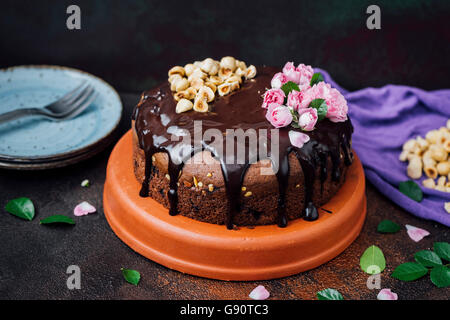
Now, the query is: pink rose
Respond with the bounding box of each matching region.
[300,82,348,122]
[296,63,314,91]
[289,130,310,148]
[298,108,318,131]
[287,90,304,111]
[300,81,331,109]
[265,103,293,128]
[262,88,285,109]
[326,86,348,122]
[282,62,301,84]
[271,72,288,89]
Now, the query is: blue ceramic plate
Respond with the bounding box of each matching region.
[0,65,122,168]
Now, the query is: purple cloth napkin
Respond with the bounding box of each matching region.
[315,68,450,227]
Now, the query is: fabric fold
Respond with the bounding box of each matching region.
[315,68,450,226]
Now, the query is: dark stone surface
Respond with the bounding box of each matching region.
[0,0,449,92]
[0,94,449,300]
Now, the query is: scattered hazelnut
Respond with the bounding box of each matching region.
[245,65,257,80]
[176,99,194,114]
[218,83,231,96]
[175,78,189,92]
[422,178,435,189]
[220,56,236,71]
[197,86,215,103]
[193,98,209,112]
[184,63,196,77]
[445,202,450,213]
[168,66,185,77]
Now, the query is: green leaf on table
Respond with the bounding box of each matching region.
[433,242,450,261]
[310,72,324,86]
[377,219,401,233]
[430,265,450,288]
[40,215,75,225]
[414,250,442,267]
[316,288,344,300]
[5,197,35,221]
[398,180,423,202]
[391,262,428,281]
[121,268,140,286]
[360,245,386,274]
[280,81,300,96]
[309,98,328,122]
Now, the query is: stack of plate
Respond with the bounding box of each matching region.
[0,65,122,169]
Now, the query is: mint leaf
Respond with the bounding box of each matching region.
[316,288,343,300]
[392,262,428,281]
[434,242,450,261]
[309,98,328,122]
[377,220,401,233]
[399,180,423,202]
[40,215,75,225]
[280,81,300,96]
[414,250,442,267]
[430,266,450,288]
[5,197,35,221]
[310,72,324,86]
[360,245,386,274]
[121,268,140,286]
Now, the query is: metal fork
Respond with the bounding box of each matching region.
[0,82,99,125]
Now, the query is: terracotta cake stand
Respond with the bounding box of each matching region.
[103,131,366,281]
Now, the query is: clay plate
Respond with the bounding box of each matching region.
[103,131,366,281]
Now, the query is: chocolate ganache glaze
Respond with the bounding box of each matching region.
[133,66,353,229]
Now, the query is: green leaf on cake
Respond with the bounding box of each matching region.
[360,245,386,274]
[433,242,450,261]
[280,81,300,96]
[5,197,35,221]
[391,262,428,281]
[377,219,401,233]
[398,180,423,202]
[430,265,450,288]
[309,98,328,122]
[316,288,344,300]
[40,215,75,225]
[310,72,324,86]
[121,268,141,286]
[414,250,442,268]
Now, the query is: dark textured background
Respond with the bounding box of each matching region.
[0,94,449,300]
[1,0,449,92]
[1,0,450,300]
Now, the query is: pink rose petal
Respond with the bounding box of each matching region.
[405,224,430,242]
[74,201,96,216]
[249,285,270,300]
[377,288,398,300]
[289,130,310,148]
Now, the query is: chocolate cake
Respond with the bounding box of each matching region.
[132,62,353,229]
